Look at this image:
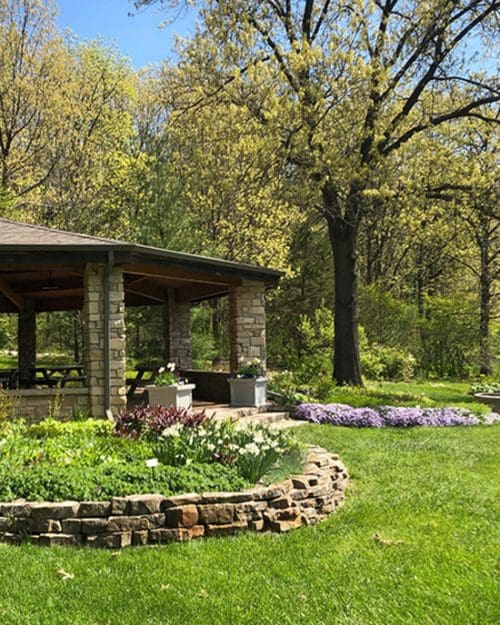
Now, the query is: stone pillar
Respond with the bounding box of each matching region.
[163,288,192,369]
[18,298,36,385]
[83,263,126,417]
[229,280,266,373]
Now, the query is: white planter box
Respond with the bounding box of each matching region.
[146,383,195,411]
[228,377,267,407]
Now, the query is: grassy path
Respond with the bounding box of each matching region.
[0,424,498,625]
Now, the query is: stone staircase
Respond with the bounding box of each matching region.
[196,402,299,428]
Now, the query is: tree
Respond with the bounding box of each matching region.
[426,117,499,375]
[135,0,499,384]
[39,39,139,237]
[0,0,70,211]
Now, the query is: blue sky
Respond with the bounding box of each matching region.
[56,0,195,68]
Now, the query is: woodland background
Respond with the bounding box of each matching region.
[0,0,498,383]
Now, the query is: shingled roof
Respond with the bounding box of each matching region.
[0,218,124,247]
[0,218,282,283]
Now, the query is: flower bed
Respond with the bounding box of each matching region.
[0,408,298,502]
[294,403,499,427]
[0,446,349,548]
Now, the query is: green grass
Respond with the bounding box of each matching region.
[325,379,489,414]
[0,424,498,625]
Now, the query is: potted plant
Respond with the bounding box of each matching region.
[228,358,267,407]
[146,363,196,411]
[471,381,500,412]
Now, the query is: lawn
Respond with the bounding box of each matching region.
[0,423,498,625]
[324,379,490,413]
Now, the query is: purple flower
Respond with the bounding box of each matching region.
[294,403,487,428]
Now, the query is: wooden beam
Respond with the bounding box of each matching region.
[178,284,230,302]
[124,282,165,303]
[0,277,25,310]
[122,263,241,287]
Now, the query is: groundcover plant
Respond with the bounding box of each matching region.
[294,403,498,427]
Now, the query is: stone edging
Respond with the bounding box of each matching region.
[0,446,348,548]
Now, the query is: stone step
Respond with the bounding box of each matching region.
[241,411,298,428]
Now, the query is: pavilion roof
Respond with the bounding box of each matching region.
[0,219,282,312]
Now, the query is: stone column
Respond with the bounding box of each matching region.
[18,298,36,385]
[163,288,192,370]
[229,280,266,372]
[83,263,126,417]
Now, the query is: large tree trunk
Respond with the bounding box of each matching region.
[325,203,363,386]
[479,239,492,376]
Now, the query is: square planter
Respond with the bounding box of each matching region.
[228,376,267,407]
[146,383,195,411]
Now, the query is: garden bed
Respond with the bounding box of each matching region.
[0,406,348,546]
[294,403,499,427]
[0,445,348,547]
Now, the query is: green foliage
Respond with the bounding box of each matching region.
[361,343,416,381]
[191,304,217,369]
[359,286,420,352]
[0,418,249,501]
[0,414,297,500]
[154,419,296,483]
[295,306,334,382]
[27,418,113,439]
[0,462,247,502]
[470,380,500,394]
[419,296,479,378]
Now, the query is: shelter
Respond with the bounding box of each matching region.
[0,219,282,420]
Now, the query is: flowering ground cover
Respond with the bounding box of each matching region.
[294,403,497,427]
[0,423,497,625]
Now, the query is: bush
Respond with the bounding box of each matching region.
[361,343,416,381]
[268,370,315,405]
[294,306,334,383]
[470,380,500,394]
[359,286,419,353]
[419,296,478,378]
[0,413,297,501]
[115,405,209,440]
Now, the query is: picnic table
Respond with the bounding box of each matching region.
[126,364,163,399]
[0,368,18,389]
[23,365,86,388]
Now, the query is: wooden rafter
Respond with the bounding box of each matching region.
[0,277,25,310]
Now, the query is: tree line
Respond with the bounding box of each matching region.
[0,0,498,381]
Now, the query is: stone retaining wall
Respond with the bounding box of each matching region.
[6,388,89,424]
[0,446,348,548]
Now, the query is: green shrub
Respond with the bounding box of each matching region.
[294,306,334,384]
[268,370,315,404]
[359,285,419,353]
[0,389,17,432]
[0,461,249,502]
[0,415,296,501]
[361,343,416,381]
[419,296,478,378]
[27,418,113,438]
[470,380,500,394]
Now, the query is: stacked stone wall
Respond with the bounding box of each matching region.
[6,388,89,424]
[229,280,266,372]
[0,446,348,547]
[82,263,126,416]
[164,289,192,369]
